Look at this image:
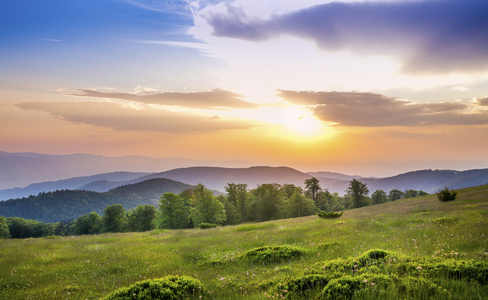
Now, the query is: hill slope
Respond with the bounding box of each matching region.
[0,178,193,223]
[0,171,151,201]
[1,184,487,299]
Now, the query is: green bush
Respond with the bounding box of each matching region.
[103,275,205,300]
[436,186,457,202]
[433,216,456,224]
[272,274,332,298]
[356,249,393,266]
[199,223,218,229]
[317,211,343,219]
[242,245,305,263]
[322,275,362,299]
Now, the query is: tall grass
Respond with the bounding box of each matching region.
[1,185,487,299]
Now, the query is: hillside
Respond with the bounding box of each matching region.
[3,164,488,201]
[1,184,487,299]
[0,178,193,223]
[0,171,151,201]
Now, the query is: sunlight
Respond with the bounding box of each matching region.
[285,114,324,137]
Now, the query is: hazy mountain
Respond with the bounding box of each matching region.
[307,171,362,181]
[137,166,314,191]
[0,172,151,201]
[0,178,193,223]
[0,150,250,190]
[362,169,488,194]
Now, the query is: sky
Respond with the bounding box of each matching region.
[1,0,488,177]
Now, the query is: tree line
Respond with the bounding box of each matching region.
[0,178,428,239]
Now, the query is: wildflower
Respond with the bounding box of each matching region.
[363,279,368,283]
[370,282,375,286]
[416,266,422,270]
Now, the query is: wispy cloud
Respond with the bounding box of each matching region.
[67,88,258,109]
[279,90,488,127]
[203,0,488,74]
[16,101,257,133]
[122,0,192,15]
[40,39,62,42]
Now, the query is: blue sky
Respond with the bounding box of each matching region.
[1,0,488,176]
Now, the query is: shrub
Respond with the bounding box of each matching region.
[103,275,205,300]
[322,275,362,299]
[199,223,218,229]
[317,211,343,219]
[356,249,393,267]
[242,245,305,263]
[272,274,332,298]
[433,216,456,224]
[436,186,457,202]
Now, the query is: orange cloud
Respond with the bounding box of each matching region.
[16,101,257,133]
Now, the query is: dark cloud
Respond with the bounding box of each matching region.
[68,88,258,109]
[278,90,488,127]
[477,97,488,106]
[206,0,488,74]
[16,101,256,133]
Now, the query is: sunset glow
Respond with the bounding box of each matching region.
[1,0,488,177]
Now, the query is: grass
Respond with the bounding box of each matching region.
[1,185,488,299]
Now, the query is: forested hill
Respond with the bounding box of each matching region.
[0,178,193,223]
[0,171,150,201]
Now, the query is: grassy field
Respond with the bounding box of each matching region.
[1,185,488,299]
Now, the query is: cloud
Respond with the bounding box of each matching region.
[203,0,488,74]
[477,97,488,107]
[278,90,488,127]
[67,88,258,109]
[16,101,256,133]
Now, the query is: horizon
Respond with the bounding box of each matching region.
[1,0,488,178]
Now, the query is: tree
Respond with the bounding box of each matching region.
[251,183,285,221]
[304,177,321,204]
[346,178,370,208]
[225,183,249,223]
[315,190,333,211]
[158,193,190,229]
[88,212,102,234]
[102,204,126,233]
[72,214,94,235]
[288,191,317,218]
[388,189,404,202]
[190,184,226,227]
[404,189,418,198]
[0,216,10,239]
[371,190,388,205]
[219,195,240,226]
[126,205,158,232]
[436,186,457,202]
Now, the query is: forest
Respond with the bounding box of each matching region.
[0,178,427,239]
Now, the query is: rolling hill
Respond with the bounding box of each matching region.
[0,178,193,223]
[0,150,251,190]
[2,165,488,202]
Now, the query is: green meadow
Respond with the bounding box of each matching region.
[1,185,488,299]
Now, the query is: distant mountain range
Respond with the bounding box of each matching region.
[2,162,488,202]
[0,150,251,190]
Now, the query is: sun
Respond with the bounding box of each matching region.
[285,114,323,137]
